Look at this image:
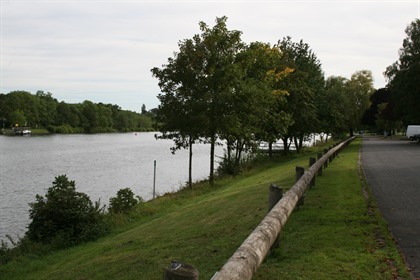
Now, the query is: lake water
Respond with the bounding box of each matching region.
[0,133,223,242]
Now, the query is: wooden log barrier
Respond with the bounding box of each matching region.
[309,157,316,188]
[328,146,336,163]
[323,149,329,169]
[211,136,355,280]
[295,166,305,209]
[317,152,323,176]
[268,184,283,252]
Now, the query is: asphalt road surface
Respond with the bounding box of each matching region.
[362,136,420,278]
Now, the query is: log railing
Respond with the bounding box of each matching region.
[164,137,355,280]
[211,136,355,280]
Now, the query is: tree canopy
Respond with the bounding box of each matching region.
[152,16,246,184]
[275,36,325,152]
[385,19,420,125]
[346,70,375,136]
[0,91,154,133]
[152,16,372,183]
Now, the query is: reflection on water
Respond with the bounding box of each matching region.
[0,133,222,241]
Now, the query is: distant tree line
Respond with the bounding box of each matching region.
[152,16,375,185]
[0,90,155,133]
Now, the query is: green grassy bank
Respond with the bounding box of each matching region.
[0,138,410,279]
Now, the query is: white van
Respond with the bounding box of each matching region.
[406,125,420,140]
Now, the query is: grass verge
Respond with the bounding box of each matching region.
[254,138,410,279]
[0,138,410,279]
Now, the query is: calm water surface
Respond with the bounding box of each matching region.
[0,133,222,242]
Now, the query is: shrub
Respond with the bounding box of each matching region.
[27,175,109,248]
[0,235,43,265]
[216,152,257,177]
[216,155,241,176]
[108,188,142,214]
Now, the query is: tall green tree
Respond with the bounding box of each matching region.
[152,16,244,185]
[4,91,40,127]
[152,25,209,188]
[361,87,395,130]
[36,91,57,127]
[319,76,349,138]
[9,110,27,128]
[141,104,147,114]
[345,70,375,136]
[81,101,99,132]
[276,37,324,152]
[236,42,292,158]
[198,16,244,183]
[385,19,420,124]
[56,102,81,127]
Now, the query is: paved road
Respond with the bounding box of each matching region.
[362,136,420,278]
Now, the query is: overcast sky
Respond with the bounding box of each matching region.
[1,0,419,112]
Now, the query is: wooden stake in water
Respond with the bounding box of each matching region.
[153,160,156,200]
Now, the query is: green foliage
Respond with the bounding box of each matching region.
[8,109,27,127]
[47,124,85,134]
[108,188,142,214]
[276,36,325,152]
[216,152,256,177]
[216,154,242,177]
[0,235,44,265]
[385,19,420,124]
[0,91,154,133]
[152,16,245,185]
[321,71,374,136]
[346,70,375,134]
[320,76,350,135]
[152,16,376,188]
[27,175,109,248]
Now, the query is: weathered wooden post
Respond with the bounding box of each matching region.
[329,153,333,163]
[268,184,283,211]
[295,166,305,208]
[153,160,157,200]
[309,157,316,188]
[164,261,199,280]
[268,184,283,252]
[317,152,323,176]
[323,149,329,169]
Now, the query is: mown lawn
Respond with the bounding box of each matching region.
[254,138,409,279]
[0,138,410,279]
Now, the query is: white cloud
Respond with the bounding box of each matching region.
[1,0,419,111]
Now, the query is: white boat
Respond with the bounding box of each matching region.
[21,129,31,135]
[14,127,31,135]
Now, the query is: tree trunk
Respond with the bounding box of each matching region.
[293,137,299,153]
[188,137,193,189]
[235,139,244,166]
[268,142,273,158]
[227,138,232,163]
[298,134,304,151]
[282,137,289,155]
[210,134,215,185]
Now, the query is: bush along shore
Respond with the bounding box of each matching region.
[0,138,410,279]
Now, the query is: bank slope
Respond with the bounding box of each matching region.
[0,139,409,279]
